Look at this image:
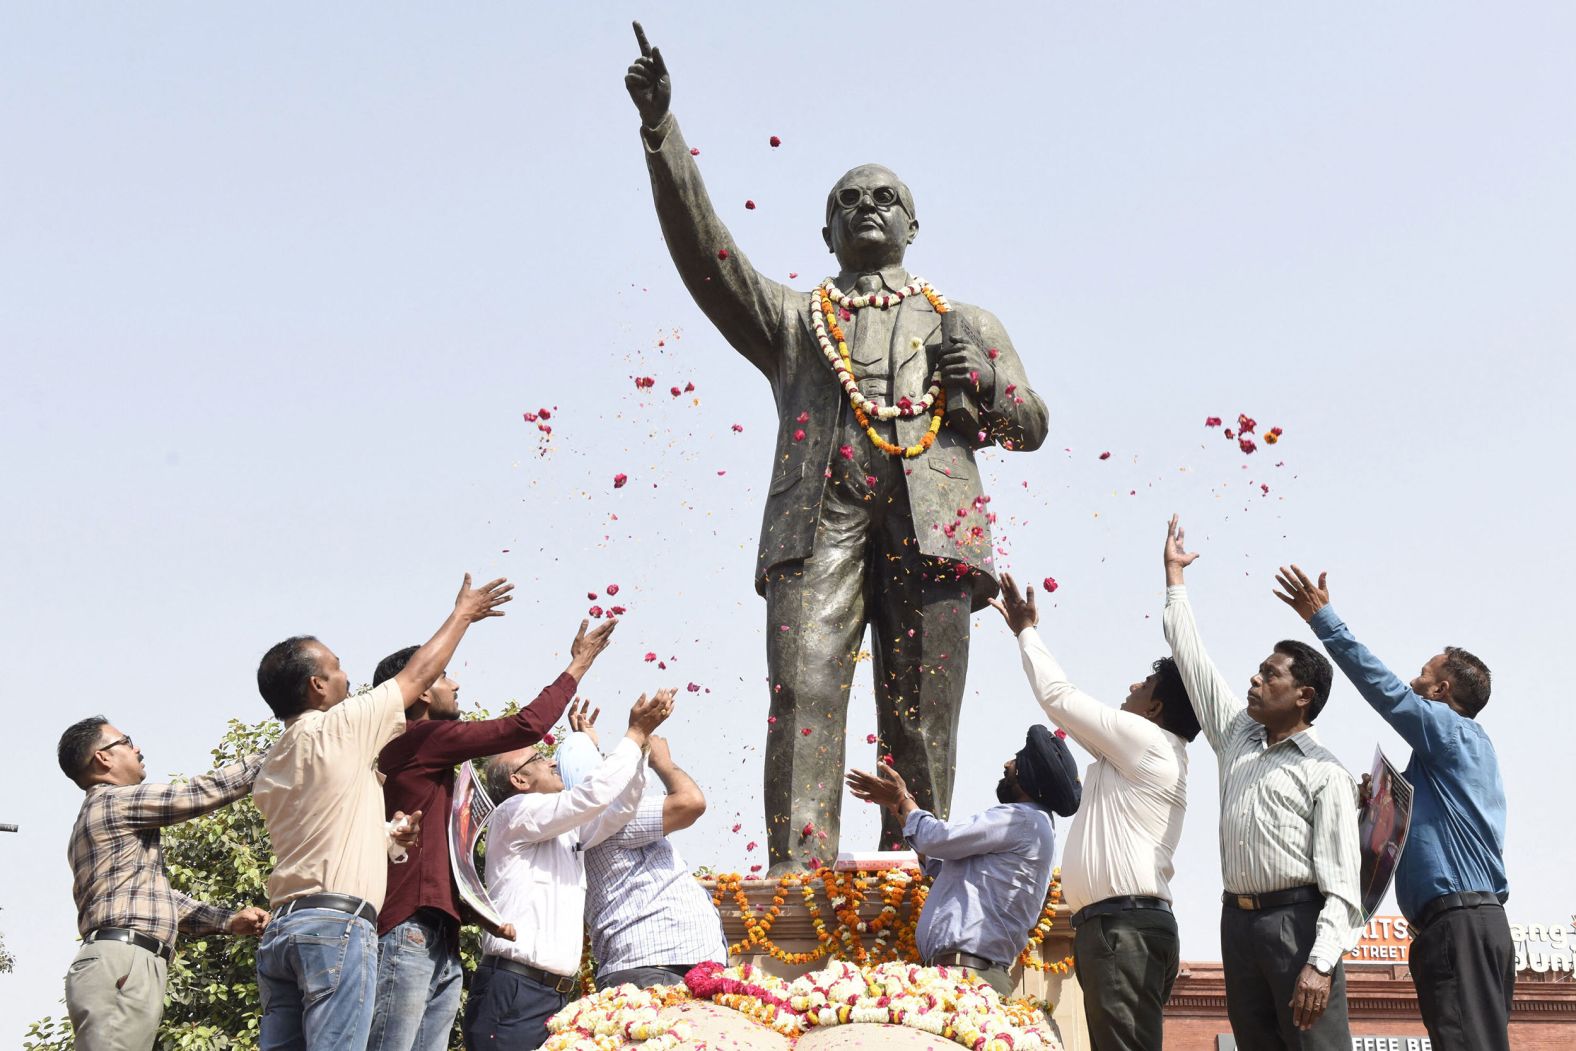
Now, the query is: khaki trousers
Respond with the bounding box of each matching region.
[65,939,167,1051]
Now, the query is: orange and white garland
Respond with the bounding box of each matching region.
[811,277,949,458]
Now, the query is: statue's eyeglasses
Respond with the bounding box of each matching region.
[835,186,903,211]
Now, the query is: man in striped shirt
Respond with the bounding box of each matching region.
[58,719,270,1051]
[1162,517,1362,1049]
[555,713,728,990]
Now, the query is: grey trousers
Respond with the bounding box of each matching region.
[1073,909,1179,1051]
[65,939,168,1051]
[1220,900,1350,1050]
[1411,902,1515,1051]
[763,470,972,870]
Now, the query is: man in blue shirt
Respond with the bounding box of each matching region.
[1274,565,1512,1051]
[847,725,1078,996]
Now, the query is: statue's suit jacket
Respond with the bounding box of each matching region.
[643,116,1049,611]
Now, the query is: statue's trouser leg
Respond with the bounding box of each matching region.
[868,522,972,851]
[763,485,871,871]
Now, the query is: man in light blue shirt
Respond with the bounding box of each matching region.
[1274,565,1512,1051]
[848,725,1078,996]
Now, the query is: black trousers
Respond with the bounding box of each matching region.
[1411,901,1515,1051]
[1220,900,1350,1050]
[461,962,566,1051]
[1073,908,1179,1051]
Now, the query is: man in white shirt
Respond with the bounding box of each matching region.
[464,689,676,1050]
[991,572,1200,1050]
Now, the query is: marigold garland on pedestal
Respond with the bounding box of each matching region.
[707,867,1072,975]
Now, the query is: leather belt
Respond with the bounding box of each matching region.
[481,954,578,995]
[929,950,1000,972]
[1222,885,1323,911]
[275,893,377,926]
[1071,895,1173,929]
[1416,891,1505,930]
[84,927,173,964]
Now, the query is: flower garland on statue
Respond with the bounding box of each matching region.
[811,277,949,458]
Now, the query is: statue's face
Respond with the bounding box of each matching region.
[822,165,918,270]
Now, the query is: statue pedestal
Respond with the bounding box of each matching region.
[701,877,1090,1049]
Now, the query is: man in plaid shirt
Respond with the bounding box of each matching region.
[58,717,270,1051]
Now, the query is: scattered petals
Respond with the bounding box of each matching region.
[1205,416,1222,427]
[1042,576,1059,593]
[1239,437,1257,454]
[1053,728,1067,740]
[769,135,782,147]
[732,423,744,432]
[542,732,556,746]
[793,429,806,442]
[690,147,701,156]
[1098,451,1111,460]
[670,386,683,397]
[644,652,658,662]
[1237,414,1257,435]
[839,444,855,460]
[606,584,620,596]
[745,199,756,210]
[800,727,812,736]
[717,248,729,260]
[796,411,810,423]
[612,473,628,488]
[588,605,604,618]
[864,474,878,488]
[1265,426,1283,444]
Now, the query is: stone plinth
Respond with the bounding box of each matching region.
[701,877,1089,1048]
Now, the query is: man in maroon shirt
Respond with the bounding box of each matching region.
[367,617,617,1051]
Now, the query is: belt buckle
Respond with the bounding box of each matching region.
[554,975,578,995]
[1236,895,1257,911]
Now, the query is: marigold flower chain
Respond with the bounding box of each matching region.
[812,278,950,458]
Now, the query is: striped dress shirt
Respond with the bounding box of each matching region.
[1164,585,1362,969]
[582,795,728,978]
[69,755,264,947]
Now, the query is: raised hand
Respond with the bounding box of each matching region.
[454,574,514,623]
[625,21,672,128]
[987,571,1038,635]
[568,697,602,748]
[1273,565,1330,622]
[1165,515,1199,586]
[226,906,270,937]
[568,618,617,678]
[846,760,910,812]
[627,687,676,740]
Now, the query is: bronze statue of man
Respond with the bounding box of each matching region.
[627,23,1048,872]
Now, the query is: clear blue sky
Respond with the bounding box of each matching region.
[4,3,1574,1040]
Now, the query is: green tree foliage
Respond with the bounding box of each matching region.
[24,709,543,1050]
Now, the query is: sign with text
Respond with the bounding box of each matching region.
[1346,914,1413,963]
[1513,917,1576,974]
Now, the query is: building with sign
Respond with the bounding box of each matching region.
[1152,917,1576,1050]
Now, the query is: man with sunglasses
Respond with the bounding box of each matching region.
[465,689,675,1050]
[626,23,1048,872]
[57,718,271,1051]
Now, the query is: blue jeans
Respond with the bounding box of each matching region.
[462,961,566,1051]
[257,909,378,1051]
[367,914,463,1051]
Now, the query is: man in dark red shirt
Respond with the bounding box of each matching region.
[367,617,617,1051]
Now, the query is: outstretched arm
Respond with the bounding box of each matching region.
[627,21,787,375]
[1274,566,1463,759]
[393,574,513,709]
[1160,516,1244,754]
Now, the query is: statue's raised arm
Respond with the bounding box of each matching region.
[626,21,787,377]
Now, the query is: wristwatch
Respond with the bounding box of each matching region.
[1311,958,1333,977]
